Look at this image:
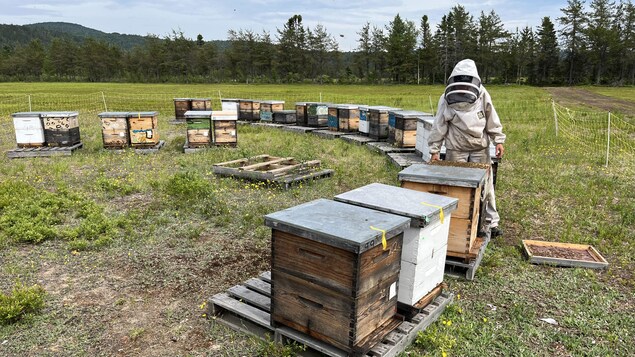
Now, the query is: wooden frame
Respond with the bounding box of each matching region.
[522,240,609,269]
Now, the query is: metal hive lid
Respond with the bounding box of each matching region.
[126,111,159,117]
[98,112,129,118]
[337,104,361,109]
[174,98,191,101]
[264,199,410,254]
[11,112,44,118]
[398,164,487,188]
[40,111,79,117]
[190,98,211,101]
[184,110,212,118]
[261,100,285,104]
[367,106,402,112]
[334,183,458,228]
[390,110,433,118]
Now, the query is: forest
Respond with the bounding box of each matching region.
[0,0,633,85]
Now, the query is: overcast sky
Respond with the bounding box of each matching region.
[1,0,568,51]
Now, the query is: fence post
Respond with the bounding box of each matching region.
[101,92,108,112]
[552,100,558,137]
[319,92,322,102]
[606,112,611,167]
[28,95,32,112]
[429,95,434,115]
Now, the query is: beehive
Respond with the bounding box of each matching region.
[127,111,159,147]
[358,106,370,135]
[191,98,212,111]
[272,110,296,124]
[99,112,129,148]
[12,112,45,147]
[327,104,339,131]
[41,112,81,147]
[335,183,458,306]
[368,106,401,141]
[415,116,436,160]
[389,111,433,148]
[221,98,240,112]
[185,110,212,147]
[295,102,308,126]
[239,99,261,121]
[173,98,192,120]
[265,199,410,355]
[337,104,360,132]
[398,164,487,258]
[306,102,329,127]
[260,100,285,122]
[212,111,237,146]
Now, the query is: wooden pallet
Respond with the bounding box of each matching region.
[387,152,426,169]
[168,118,187,125]
[106,140,166,154]
[444,232,490,281]
[212,154,333,189]
[366,142,416,154]
[7,142,83,158]
[281,125,320,134]
[311,129,348,140]
[340,134,377,145]
[251,122,287,129]
[209,271,453,357]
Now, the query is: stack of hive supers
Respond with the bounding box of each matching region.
[327,103,340,131]
[99,112,129,148]
[185,110,212,147]
[41,112,81,146]
[306,102,330,127]
[173,98,191,121]
[239,99,261,121]
[415,115,436,160]
[260,100,285,122]
[368,106,402,141]
[211,110,238,146]
[12,112,45,147]
[191,98,212,111]
[388,110,433,148]
[295,102,308,126]
[221,98,240,112]
[337,104,361,132]
[127,111,159,147]
[272,110,296,124]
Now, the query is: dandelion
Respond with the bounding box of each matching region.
[483,317,488,323]
[199,301,207,309]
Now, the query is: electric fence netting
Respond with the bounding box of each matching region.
[552,101,635,166]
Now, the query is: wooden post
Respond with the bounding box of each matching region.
[429,95,434,116]
[552,99,558,137]
[28,95,32,112]
[101,92,108,112]
[606,112,611,167]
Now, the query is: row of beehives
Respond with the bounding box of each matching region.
[11,111,82,148]
[263,161,489,355]
[217,98,435,149]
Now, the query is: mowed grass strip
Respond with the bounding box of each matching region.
[0,83,632,356]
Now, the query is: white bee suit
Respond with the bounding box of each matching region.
[428,59,506,230]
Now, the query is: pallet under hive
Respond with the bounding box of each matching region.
[210,270,453,357]
[212,155,333,188]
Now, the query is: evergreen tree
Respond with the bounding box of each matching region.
[419,15,437,83]
[477,10,509,83]
[276,15,307,81]
[586,0,618,84]
[385,14,418,83]
[355,22,372,79]
[370,25,387,82]
[535,17,560,84]
[559,0,588,84]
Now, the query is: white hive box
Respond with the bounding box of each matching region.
[415,116,436,160]
[221,98,240,112]
[334,183,458,306]
[12,112,45,147]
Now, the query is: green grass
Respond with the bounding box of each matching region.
[0,83,633,356]
[582,86,635,102]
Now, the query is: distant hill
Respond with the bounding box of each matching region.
[0,22,230,51]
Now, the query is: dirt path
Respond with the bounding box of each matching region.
[545,87,635,114]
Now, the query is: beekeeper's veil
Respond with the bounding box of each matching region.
[445,59,481,108]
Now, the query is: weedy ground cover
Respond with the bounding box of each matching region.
[0,83,632,356]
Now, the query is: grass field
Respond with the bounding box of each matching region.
[0,83,633,357]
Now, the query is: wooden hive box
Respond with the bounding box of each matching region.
[337,104,360,132]
[260,100,285,122]
[221,98,240,112]
[335,183,458,306]
[306,102,329,127]
[295,102,308,126]
[184,110,212,146]
[415,116,435,159]
[173,98,192,120]
[327,104,339,131]
[389,110,432,148]
[127,111,159,147]
[99,112,129,148]
[41,111,81,147]
[191,98,212,111]
[398,164,487,259]
[12,112,45,148]
[265,199,410,355]
[212,111,237,146]
[272,110,296,124]
[368,106,401,141]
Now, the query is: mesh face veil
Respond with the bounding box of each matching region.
[445,75,481,105]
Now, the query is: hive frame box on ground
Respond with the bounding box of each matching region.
[260,100,285,122]
[334,183,458,306]
[265,199,410,355]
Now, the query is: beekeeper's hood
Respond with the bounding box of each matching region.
[445,59,482,107]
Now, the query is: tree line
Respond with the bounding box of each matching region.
[0,0,633,85]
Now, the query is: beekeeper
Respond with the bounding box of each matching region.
[428,59,505,237]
